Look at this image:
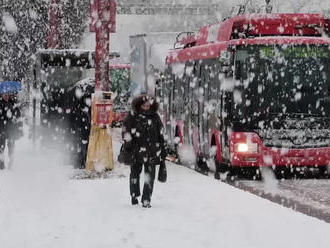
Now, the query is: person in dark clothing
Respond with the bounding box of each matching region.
[122,94,167,208]
[66,83,93,169]
[0,93,22,169]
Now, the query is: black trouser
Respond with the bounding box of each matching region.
[0,136,5,169]
[130,162,156,203]
[0,135,15,169]
[72,141,88,169]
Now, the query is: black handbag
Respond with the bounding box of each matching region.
[158,161,167,183]
[117,144,133,165]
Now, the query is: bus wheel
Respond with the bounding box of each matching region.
[318,165,329,179]
[226,166,238,181]
[241,167,262,180]
[195,156,209,176]
[273,166,291,179]
[214,156,228,180]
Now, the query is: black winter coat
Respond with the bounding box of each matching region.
[122,96,166,166]
[66,87,92,142]
[0,97,22,138]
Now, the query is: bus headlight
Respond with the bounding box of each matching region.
[234,143,258,153]
[235,143,249,152]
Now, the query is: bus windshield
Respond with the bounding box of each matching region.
[110,68,130,111]
[235,44,330,122]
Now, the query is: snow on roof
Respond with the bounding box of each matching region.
[73,77,95,87]
[37,49,94,55]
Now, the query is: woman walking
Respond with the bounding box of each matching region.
[121,94,167,208]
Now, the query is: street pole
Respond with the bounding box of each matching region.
[92,0,116,91]
[47,0,62,49]
[95,0,110,91]
[85,0,117,172]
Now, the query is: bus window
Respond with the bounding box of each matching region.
[234,44,330,128]
[191,61,201,128]
[184,64,192,107]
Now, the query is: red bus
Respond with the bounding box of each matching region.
[163,13,330,179]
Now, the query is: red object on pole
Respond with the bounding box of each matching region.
[90,0,116,33]
[109,0,116,33]
[95,22,110,91]
[47,0,62,49]
[92,0,116,91]
[89,0,98,32]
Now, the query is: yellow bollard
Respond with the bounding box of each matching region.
[86,92,114,171]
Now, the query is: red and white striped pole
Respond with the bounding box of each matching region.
[47,0,62,49]
[90,0,116,91]
[86,0,116,172]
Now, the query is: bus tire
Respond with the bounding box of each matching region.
[195,156,209,176]
[318,165,329,179]
[214,156,228,180]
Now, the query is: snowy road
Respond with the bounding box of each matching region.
[235,176,330,223]
[1,130,330,247]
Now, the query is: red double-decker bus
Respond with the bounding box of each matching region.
[163,13,330,179]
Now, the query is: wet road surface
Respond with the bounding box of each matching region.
[225,170,330,223]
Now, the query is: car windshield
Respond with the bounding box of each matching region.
[234,44,330,120]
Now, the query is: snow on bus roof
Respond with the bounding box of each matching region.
[198,13,327,45]
[229,13,324,22]
[166,36,330,64]
[166,13,330,64]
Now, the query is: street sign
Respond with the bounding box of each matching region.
[0,81,22,94]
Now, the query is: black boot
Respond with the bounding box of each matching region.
[142,200,151,208]
[131,197,138,205]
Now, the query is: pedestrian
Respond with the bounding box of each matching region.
[66,82,93,169]
[121,94,167,208]
[0,93,22,169]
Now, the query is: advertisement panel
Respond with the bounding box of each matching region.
[129,32,180,96]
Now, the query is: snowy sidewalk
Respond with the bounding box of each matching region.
[1,132,330,248]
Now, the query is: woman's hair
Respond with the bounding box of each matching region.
[131,94,158,113]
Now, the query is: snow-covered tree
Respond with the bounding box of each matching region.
[0,0,90,82]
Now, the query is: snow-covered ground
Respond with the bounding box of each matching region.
[1,129,330,248]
